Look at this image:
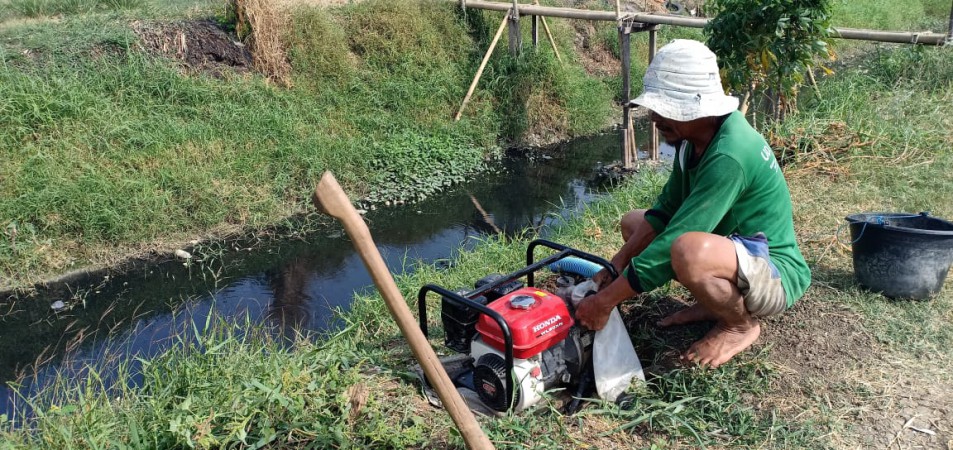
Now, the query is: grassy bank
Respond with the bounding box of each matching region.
[3,7,952,443]
[0,29,953,448]
[0,0,631,289]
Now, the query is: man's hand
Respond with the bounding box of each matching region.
[592,267,617,291]
[575,292,613,331]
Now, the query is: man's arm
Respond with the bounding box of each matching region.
[594,219,657,290]
[612,218,657,270]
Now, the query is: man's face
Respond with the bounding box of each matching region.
[649,111,688,145]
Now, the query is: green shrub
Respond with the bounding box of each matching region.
[705,0,834,118]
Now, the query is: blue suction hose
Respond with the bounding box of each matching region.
[548,256,603,278]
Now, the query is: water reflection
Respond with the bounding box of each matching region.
[266,256,313,335]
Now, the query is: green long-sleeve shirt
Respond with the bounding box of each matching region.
[622,111,811,306]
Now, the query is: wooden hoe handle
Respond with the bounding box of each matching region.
[313,172,495,450]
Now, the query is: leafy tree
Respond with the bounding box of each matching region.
[704,0,834,120]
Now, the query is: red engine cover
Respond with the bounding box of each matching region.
[475,287,574,359]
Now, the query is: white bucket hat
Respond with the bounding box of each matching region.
[629,39,739,122]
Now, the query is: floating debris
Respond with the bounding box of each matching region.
[595,162,640,183]
[174,249,192,260]
[51,300,65,311]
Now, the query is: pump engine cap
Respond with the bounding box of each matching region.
[509,294,536,310]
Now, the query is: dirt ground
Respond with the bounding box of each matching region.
[132,19,253,77]
[769,289,952,449]
[615,284,953,449]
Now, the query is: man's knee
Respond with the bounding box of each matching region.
[620,209,649,242]
[670,232,737,284]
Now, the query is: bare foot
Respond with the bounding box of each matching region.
[657,303,718,327]
[682,320,761,368]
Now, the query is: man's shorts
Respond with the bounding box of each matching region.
[729,232,787,317]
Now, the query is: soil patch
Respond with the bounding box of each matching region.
[757,287,951,449]
[759,288,879,388]
[132,19,253,78]
[572,20,619,77]
[614,283,953,448]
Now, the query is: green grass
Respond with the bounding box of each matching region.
[7,0,136,18]
[830,0,951,31]
[0,0,218,21]
[0,314,437,449]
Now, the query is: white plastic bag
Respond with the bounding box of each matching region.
[593,308,645,402]
[570,279,598,307]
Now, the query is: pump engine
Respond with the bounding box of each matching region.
[469,287,592,411]
[418,240,614,413]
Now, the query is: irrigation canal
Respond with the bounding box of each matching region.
[1,129,658,418]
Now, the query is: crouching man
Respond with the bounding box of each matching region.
[576,39,811,368]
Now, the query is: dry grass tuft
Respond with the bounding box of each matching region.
[770,121,868,179]
[233,0,293,86]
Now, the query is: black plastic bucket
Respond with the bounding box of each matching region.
[845,212,953,299]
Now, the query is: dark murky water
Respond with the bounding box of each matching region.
[0,131,649,418]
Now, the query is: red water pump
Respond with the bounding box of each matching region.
[417,240,617,412]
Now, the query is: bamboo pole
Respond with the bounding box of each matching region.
[539,15,562,62]
[467,1,655,21]
[313,173,496,450]
[831,28,946,45]
[461,1,950,45]
[628,115,639,170]
[533,0,561,63]
[807,67,822,99]
[469,194,502,234]
[532,13,538,47]
[530,0,540,52]
[455,10,511,121]
[620,24,635,169]
[948,0,953,44]
[508,1,522,56]
[739,89,751,116]
[648,25,658,160]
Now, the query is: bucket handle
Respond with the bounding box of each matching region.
[837,212,930,246]
[835,221,872,246]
